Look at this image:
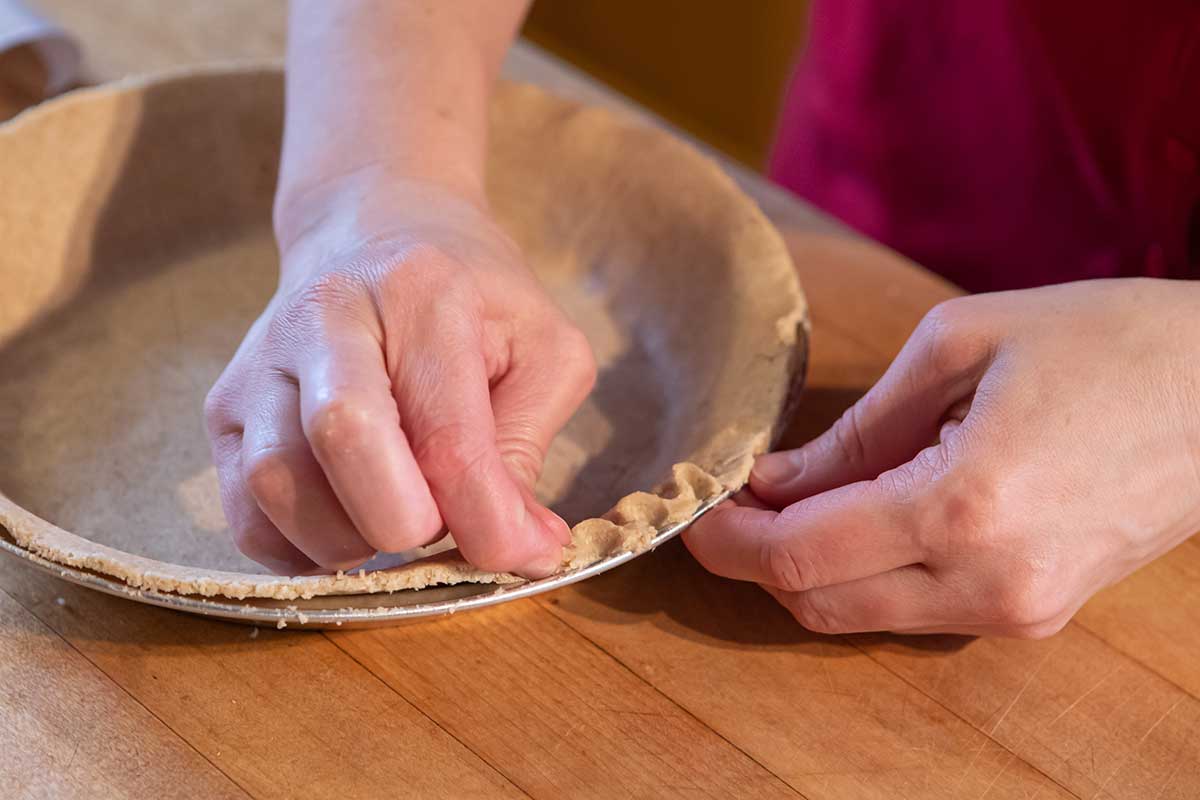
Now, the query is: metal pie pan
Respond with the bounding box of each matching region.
[0,66,807,629]
[0,491,729,629]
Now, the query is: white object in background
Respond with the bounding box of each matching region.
[0,0,80,96]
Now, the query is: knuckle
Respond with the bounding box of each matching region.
[986,562,1061,631]
[829,403,870,468]
[916,299,991,378]
[203,380,237,436]
[497,436,545,488]
[296,269,366,311]
[919,466,1004,556]
[759,536,820,594]
[277,270,375,333]
[242,449,296,511]
[557,324,598,386]
[305,394,376,462]
[387,241,454,271]
[787,593,845,635]
[1009,616,1070,640]
[411,421,490,485]
[378,247,482,309]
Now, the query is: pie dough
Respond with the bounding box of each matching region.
[0,66,808,600]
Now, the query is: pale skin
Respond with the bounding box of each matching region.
[206,0,1200,635]
[205,0,593,578]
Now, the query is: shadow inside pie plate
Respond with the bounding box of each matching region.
[0,66,807,610]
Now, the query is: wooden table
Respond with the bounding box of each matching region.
[2,3,1198,798]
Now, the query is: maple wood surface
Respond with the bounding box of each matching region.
[1,3,1196,798]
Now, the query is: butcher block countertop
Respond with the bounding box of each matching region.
[2,3,1198,798]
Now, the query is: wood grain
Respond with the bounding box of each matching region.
[1075,539,1200,699]
[854,626,1200,799]
[0,559,523,800]
[330,603,798,799]
[541,540,1077,800]
[1,3,1199,800]
[0,587,248,800]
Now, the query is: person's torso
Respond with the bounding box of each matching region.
[769,0,1200,291]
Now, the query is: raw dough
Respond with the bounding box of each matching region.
[0,66,807,599]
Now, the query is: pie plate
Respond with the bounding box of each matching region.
[0,65,808,627]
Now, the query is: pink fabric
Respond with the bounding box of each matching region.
[769,1,1200,292]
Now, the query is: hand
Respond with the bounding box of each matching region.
[204,174,596,577]
[685,279,1200,637]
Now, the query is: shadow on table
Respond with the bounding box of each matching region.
[558,384,976,658]
[562,538,973,657]
[0,555,300,650]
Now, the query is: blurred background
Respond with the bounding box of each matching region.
[524,0,810,170]
[0,1,813,172]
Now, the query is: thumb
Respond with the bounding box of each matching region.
[490,325,596,535]
[753,306,993,507]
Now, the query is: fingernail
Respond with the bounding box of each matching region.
[751,450,803,487]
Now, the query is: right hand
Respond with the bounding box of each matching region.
[203,176,596,578]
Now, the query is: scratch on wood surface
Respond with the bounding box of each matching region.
[1042,664,1122,730]
[1090,695,1185,800]
[930,656,950,697]
[1094,675,1148,732]
[1149,755,1185,800]
[613,709,672,718]
[987,642,1062,736]
[955,736,993,791]
[975,751,1014,800]
[802,687,860,700]
[799,760,930,797]
[954,641,1064,794]
[818,642,837,694]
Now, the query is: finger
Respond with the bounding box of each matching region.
[731,488,773,510]
[938,395,973,442]
[901,616,1074,639]
[298,329,444,552]
[763,565,954,634]
[764,566,1075,638]
[517,480,572,547]
[488,323,594,542]
[751,303,993,507]
[209,427,319,575]
[398,333,564,577]
[683,477,925,593]
[489,322,595,491]
[242,379,376,571]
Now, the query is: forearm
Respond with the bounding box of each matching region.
[275,0,529,246]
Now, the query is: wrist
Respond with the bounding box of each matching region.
[273,163,488,261]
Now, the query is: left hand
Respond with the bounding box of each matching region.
[684,279,1200,637]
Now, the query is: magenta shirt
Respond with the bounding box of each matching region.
[769,1,1200,292]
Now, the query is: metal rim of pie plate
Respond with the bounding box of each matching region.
[0,490,731,629]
